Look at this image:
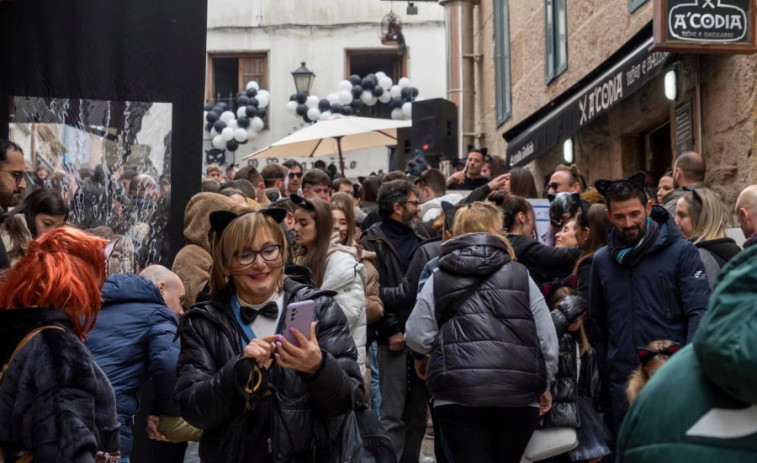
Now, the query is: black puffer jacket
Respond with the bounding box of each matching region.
[508,234,581,286]
[174,279,364,463]
[427,233,547,407]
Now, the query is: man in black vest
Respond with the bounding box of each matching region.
[0,139,28,269]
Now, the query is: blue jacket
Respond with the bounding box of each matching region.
[589,206,710,433]
[86,273,180,458]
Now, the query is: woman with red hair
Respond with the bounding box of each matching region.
[0,228,121,463]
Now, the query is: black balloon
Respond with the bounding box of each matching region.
[303,115,313,123]
[410,87,419,98]
[237,116,250,128]
[218,102,229,110]
[226,139,239,152]
[246,106,257,118]
[204,103,213,111]
[390,97,403,109]
[342,107,353,116]
[256,108,267,119]
[238,96,250,106]
[296,104,308,116]
[205,122,213,132]
[318,99,331,111]
[206,111,219,123]
[290,94,297,101]
[351,85,363,99]
[401,87,412,100]
[295,92,308,104]
[349,74,361,85]
[248,97,259,108]
[212,120,227,132]
[361,76,375,90]
[236,91,245,98]
[330,104,343,114]
[371,86,384,97]
[367,73,377,84]
[247,88,258,98]
[212,105,224,114]
[350,99,363,109]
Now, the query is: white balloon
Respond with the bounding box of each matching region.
[306,95,320,108]
[203,111,207,121]
[389,85,401,98]
[338,80,352,92]
[379,76,393,90]
[375,71,387,80]
[402,102,412,117]
[257,90,270,108]
[286,100,298,113]
[210,127,219,137]
[246,81,259,91]
[339,90,353,105]
[398,77,411,88]
[227,119,238,130]
[212,135,226,149]
[220,111,235,123]
[327,93,340,104]
[221,127,235,141]
[391,108,404,120]
[414,96,424,102]
[378,92,392,104]
[251,117,265,132]
[246,128,258,140]
[319,111,333,120]
[361,91,377,106]
[237,106,247,118]
[233,127,248,142]
[307,107,321,121]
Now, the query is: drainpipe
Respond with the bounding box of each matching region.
[441,0,476,159]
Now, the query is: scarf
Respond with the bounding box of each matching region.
[609,217,660,266]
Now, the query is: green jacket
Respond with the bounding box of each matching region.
[618,245,757,462]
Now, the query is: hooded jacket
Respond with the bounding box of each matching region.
[0,308,120,462]
[174,279,363,463]
[589,206,710,432]
[618,245,757,462]
[85,274,180,458]
[425,233,547,407]
[694,237,741,289]
[171,193,239,306]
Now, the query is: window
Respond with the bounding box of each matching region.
[545,0,568,84]
[494,0,512,126]
[629,0,648,13]
[206,53,268,108]
[345,49,406,119]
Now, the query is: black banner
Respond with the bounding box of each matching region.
[505,37,671,168]
[667,0,750,44]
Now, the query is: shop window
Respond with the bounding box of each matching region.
[494,0,512,126]
[346,49,406,118]
[630,0,649,13]
[545,0,568,84]
[206,53,268,109]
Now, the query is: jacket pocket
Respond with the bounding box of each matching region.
[659,276,672,321]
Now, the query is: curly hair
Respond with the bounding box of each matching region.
[0,228,107,340]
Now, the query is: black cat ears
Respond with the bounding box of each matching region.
[594,171,646,199]
[467,144,489,157]
[209,208,287,236]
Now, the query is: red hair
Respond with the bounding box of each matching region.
[0,227,107,340]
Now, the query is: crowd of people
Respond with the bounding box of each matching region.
[1,137,757,463]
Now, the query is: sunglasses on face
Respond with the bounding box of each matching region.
[548,182,561,190]
[288,172,303,179]
[637,343,682,365]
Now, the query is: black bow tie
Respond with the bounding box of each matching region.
[240,301,279,325]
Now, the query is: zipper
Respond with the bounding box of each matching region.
[659,276,672,320]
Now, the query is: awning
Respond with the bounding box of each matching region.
[504,28,674,168]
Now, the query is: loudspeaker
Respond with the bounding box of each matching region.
[389,126,412,172]
[411,98,458,165]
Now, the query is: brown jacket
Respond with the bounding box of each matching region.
[357,245,383,324]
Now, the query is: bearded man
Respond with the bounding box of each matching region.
[589,172,710,435]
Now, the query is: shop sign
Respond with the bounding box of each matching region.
[654,0,757,53]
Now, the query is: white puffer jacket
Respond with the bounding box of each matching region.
[323,238,367,375]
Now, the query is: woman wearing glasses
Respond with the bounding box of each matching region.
[291,194,367,376]
[174,207,363,462]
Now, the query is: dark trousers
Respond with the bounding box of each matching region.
[435,404,539,463]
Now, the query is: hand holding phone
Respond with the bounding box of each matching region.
[275,301,322,374]
[281,301,315,346]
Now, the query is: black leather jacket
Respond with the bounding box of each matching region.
[174,279,364,463]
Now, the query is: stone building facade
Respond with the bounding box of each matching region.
[469,0,757,205]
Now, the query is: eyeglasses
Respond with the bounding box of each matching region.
[0,169,25,185]
[288,172,303,179]
[235,244,282,266]
[637,343,682,365]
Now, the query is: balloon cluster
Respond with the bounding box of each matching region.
[204,81,270,152]
[285,72,419,123]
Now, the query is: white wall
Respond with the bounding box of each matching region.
[204,0,447,177]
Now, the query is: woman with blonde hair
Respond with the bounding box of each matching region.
[0,228,120,462]
[406,201,558,463]
[674,188,741,288]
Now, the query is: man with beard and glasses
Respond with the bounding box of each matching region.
[589,171,710,436]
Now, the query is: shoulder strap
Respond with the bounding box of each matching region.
[0,325,65,386]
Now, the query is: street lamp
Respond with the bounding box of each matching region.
[292,62,316,95]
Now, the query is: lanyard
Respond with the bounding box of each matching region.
[230,294,256,347]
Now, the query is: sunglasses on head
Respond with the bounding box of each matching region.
[637,343,682,365]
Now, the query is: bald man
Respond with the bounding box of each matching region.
[735,185,757,248]
[141,265,186,316]
[664,151,707,215]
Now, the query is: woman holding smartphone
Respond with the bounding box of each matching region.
[291,194,368,376]
[174,207,363,463]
